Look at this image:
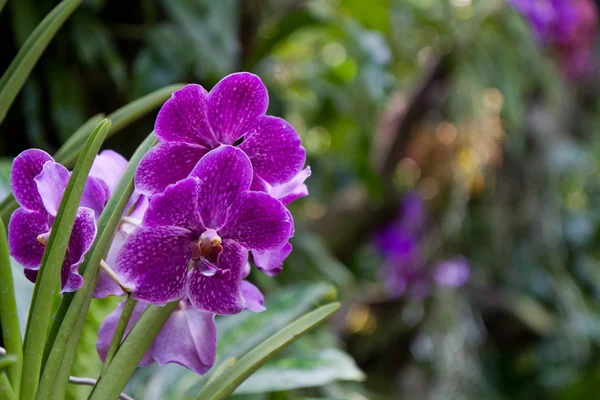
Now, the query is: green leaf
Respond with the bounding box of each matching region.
[234,348,365,395]
[55,84,183,168]
[0,371,16,400]
[0,0,83,125]
[0,219,22,393]
[195,303,340,400]
[88,301,180,400]
[19,118,110,400]
[0,355,17,372]
[37,133,156,400]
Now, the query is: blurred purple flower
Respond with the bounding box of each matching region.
[8,149,128,293]
[135,72,307,197]
[97,299,217,375]
[433,256,470,288]
[374,193,469,299]
[510,0,598,77]
[114,145,292,314]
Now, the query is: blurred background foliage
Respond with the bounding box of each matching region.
[3,0,600,399]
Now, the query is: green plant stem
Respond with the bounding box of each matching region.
[0,0,7,16]
[88,302,179,400]
[0,373,16,400]
[0,356,17,372]
[0,220,21,393]
[195,303,340,400]
[101,296,137,373]
[41,292,74,368]
[19,119,110,400]
[0,0,82,125]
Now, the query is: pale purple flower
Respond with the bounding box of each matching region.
[97,299,217,375]
[433,256,470,288]
[7,149,135,294]
[135,72,307,197]
[114,145,292,314]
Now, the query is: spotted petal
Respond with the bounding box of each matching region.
[190,145,253,228]
[143,177,202,231]
[60,207,97,293]
[270,166,311,205]
[115,226,193,305]
[155,84,216,148]
[153,301,217,374]
[207,72,268,144]
[187,240,247,315]
[10,149,53,212]
[94,230,126,298]
[239,116,306,185]
[135,142,208,196]
[241,281,265,312]
[251,242,292,277]
[221,191,292,251]
[8,208,49,268]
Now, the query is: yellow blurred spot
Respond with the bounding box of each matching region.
[418,177,439,200]
[417,46,433,66]
[304,200,327,220]
[396,158,421,184]
[483,88,504,114]
[305,127,331,154]
[471,171,485,193]
[346,304,377,335]
[566,192,587,211]
[322,42,347,68]
[457,148,479,173]
[436,122,458,145]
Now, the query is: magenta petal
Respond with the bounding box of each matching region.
[153,301,217,374]
[252,241,292,277]
[24,268,38,283]
[191,146,253,228]
[61,208,97,293]
[135,142,208,196]
[8,208,48,268]
[34,162,70,217]
[115,226,193,305]
[207,72,268,144]
[10,149,53,212]
[97,300,154,366]
[187,240,247,315]
[221,191,292,251]
[155,84,216,147]
[269,167,311,205]
[93,230,126,298]
[90,150,129,195]
[81,176,109,220]
[241,281,266,312]
[143,177,202,230]
[240,116,306,185]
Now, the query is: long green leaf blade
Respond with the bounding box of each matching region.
[0,84,181,226]
[195,303,340,400]
[88,302,179,400]
[37,133,156,400]
[55,84,182,168]
[0,219,22,393]
[0,0,82,125]
[19,119,110,400]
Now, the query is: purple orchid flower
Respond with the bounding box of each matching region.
[509,0,598,78]
[7,148,136,294]
[135,72,307,198]
[97,299,217,375]
[114,145,293,314]
[433,256,470,288]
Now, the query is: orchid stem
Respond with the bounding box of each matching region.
[68,376,134,400]
[99,260,131,294]
[101,295,137,373]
